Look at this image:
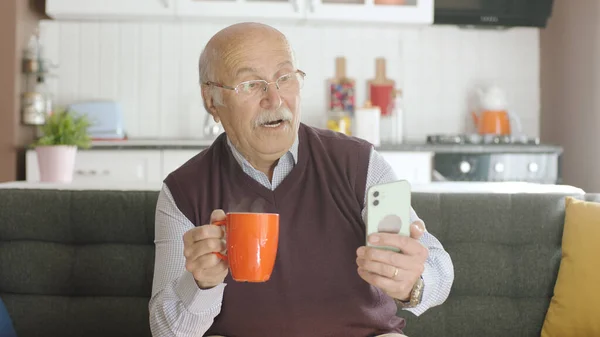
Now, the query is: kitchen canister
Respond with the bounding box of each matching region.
[354,100,381,146]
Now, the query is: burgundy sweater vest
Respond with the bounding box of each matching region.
[164,124,405,337]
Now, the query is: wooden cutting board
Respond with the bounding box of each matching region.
[368,57,395,116]
[327,56,356,115]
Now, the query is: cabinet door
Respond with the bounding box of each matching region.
[379,151,433,185]
[46,0,176,20]
[26,150,162,184]
[175,0,305,20]
[307,0,433,24]
[161,150,205,179]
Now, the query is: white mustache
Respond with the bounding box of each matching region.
[253,107,294,128]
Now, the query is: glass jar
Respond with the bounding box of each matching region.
[326,108,352,135]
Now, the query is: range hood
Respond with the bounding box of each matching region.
[434,0,555,28]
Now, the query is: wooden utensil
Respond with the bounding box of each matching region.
[327,57,356,115]
[368,58,395,116]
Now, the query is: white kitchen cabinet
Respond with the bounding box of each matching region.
[25,148,431,186]
[46,0,176,20]
[46,0,432,24]
[306,0,433,24]
[26,150,163,184]
[175,0,305,20]
[161,149,205,178]
[379,151,432,185]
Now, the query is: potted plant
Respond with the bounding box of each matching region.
[30,108,91,183]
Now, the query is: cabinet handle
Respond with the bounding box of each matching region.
[74,169,110,176]
[160,0,169,8]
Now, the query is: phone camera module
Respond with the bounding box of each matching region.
[373,200,379,206]
[373,191,379,197]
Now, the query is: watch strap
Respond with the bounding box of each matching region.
[394,276,424,308]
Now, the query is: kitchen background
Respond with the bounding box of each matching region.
[4,0,600,193]
[37,21,540,141]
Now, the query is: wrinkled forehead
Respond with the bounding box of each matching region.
[218,34,295,82]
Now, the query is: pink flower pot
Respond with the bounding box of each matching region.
[35,145,78,183]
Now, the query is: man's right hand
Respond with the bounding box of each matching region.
[183,209,229,289]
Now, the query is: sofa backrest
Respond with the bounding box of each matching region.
[0,189,586,337]
[403,192,582,337]
[0,189,157,337]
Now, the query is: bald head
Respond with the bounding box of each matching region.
[199,22,295,86]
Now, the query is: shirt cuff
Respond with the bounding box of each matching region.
[175,271,226,314]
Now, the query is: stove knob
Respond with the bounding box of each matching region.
[494,162,505,173]
[528,162,539,173]
[459,161,471,173]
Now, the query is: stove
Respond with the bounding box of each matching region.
[426,134,562,184]
[427,133,540,145]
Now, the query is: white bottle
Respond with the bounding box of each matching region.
[392,90,404,143]
[354,100,381,146]
[381,90,404,144]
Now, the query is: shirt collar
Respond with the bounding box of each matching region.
[226,132,299,166]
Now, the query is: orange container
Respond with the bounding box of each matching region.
[214,212,279,282]
[471,110,511,135]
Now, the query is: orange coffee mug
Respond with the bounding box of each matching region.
[213,212,279,282]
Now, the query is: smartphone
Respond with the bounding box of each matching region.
[366,179,411,252]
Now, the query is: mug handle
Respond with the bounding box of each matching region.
[212,219,227,261]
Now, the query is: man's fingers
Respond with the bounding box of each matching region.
[183,225,225,246]
[357,268,411,296]
[410,220,425,240]
[356,256,417,280]
[210,209,226,223]
[186,253,228,275]
[367,232,427,258]
[360,246,417,268]
[183,238,226,260]
[191,261,229,289]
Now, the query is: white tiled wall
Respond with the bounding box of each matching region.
[38,20,540,142]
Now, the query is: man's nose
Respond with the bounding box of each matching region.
[259,82,282,110]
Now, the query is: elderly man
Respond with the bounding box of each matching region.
[149,22,454,337]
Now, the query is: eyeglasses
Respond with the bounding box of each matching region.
[204,69,306,98]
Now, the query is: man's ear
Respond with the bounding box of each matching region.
[201,86,221,123]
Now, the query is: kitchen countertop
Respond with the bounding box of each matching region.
[0,181,584,194]
[86,138,563,154]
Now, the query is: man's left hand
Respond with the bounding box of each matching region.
[356,221,428,302]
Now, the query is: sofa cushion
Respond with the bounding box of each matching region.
[400,192,576,337]
[0,189,157,337]
[541,196,600,337]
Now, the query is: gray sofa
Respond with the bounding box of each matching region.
[0,188,594,337]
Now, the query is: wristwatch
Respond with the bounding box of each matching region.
[394,277,424,308]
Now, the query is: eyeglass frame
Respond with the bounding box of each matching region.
[203,69,306,95]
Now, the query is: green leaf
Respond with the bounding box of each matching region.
[30,108,92,149]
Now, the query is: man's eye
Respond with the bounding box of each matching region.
[241,82,261,92]
[239,83,252,92]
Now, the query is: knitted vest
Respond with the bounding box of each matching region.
[164,124,405,337]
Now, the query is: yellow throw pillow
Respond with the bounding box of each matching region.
[541,196,600,337]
